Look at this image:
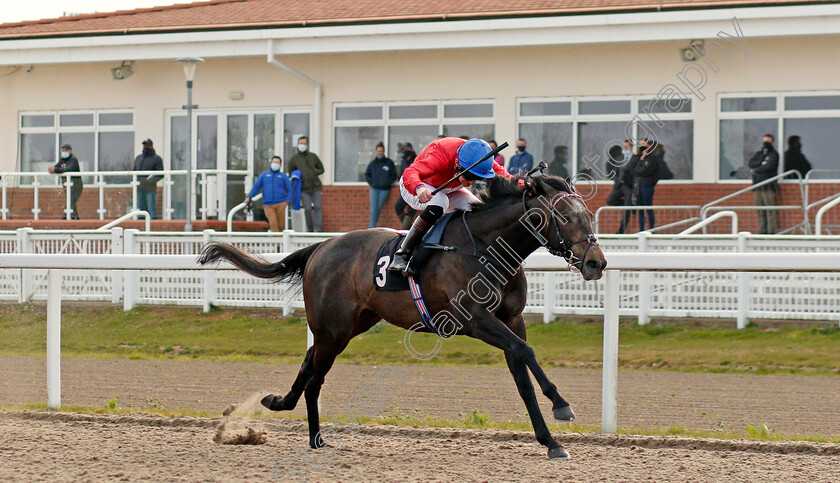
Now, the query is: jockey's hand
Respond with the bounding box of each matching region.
[517,178,534,193]
[417,186,433,203]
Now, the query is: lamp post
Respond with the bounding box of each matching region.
[175,56,204,231]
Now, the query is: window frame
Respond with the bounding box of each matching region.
[717,91,840,182]
[517,95,695,183]
[332,99,495,185]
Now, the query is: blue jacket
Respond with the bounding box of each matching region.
[289,169,303,210]
[249,170,292,206]
[508,151,534,174]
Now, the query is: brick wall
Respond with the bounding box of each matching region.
[5,182,839,234]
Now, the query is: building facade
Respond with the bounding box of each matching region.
[0,0,838,231]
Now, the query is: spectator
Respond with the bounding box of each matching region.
[394,142,417,229]
[133,138,164,219]
[287,136,324,232]
[748,134,780,234]
[508,138,533,175]
[604,144,634,234]
[247,155,292,232]
[629,139,659,232]
[784,135,811,179]
[547,145,569,178]
[48,144,82,219]
[365,142,397,228]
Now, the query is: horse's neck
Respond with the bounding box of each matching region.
[466,202,543,265]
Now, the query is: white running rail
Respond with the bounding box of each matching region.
[96,210,151,232]
[679,211,738,235]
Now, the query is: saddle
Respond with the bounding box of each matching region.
[373,212,458,291]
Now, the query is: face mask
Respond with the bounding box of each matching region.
[376,154,384,160]
[517,146,526,152]
[143,147,153,156]
[61,151,70,159]
[763,141,773,150]
[270,162,280,172]
[298,144,307,153]
[403,150,411,157]
[622,149,632,159]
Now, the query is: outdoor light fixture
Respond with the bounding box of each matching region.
[679,41,704,62]
[111,61,135,80]
[175,56,204,232]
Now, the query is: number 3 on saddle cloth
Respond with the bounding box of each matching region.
[372,213,457,333]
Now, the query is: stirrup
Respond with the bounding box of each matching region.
[388,252,409,273]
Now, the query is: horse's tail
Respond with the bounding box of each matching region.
[198,241,322,285]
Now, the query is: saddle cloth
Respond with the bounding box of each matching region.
[373,212,457,291]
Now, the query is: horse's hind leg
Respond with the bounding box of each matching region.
[303,340,342,449]
[261,346,315,411]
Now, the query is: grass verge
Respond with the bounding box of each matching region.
[1,304,839,376]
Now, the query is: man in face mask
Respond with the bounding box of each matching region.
[287,136,325,232]
[133,139,164,219]
[747,133,780,234]
[507,138,534,175]
[48,144,83,219]
[247,155,293,233]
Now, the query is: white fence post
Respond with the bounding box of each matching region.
[602,269,620,434]
[123,229,139,311]
[110,227,124,304]
[637,231,651,325]
[16,227,33,303]
[543,272,557,323]
[737,231,751,329]
[46,269,62,409]
[202,230,215,313]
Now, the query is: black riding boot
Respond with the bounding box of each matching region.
[388,205,444,276]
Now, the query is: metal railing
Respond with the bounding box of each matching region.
[593,205,701,234]
[226,193,262,232]
[815,194,840,235]
[97,210,151,232]
[679,211,738,235]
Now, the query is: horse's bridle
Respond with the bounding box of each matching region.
[523,189,599,271]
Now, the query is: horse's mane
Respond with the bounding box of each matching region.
[470,175,572,213]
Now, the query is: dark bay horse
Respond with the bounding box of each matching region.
[198,175,606,459]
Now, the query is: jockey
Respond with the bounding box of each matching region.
[388,137,512,275]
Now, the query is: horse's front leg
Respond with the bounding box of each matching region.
[469,311,575,422]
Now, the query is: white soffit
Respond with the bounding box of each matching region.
[0,4,838,65]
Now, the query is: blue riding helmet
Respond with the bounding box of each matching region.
[457,138,496,179]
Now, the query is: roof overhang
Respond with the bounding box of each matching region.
[0,4,838,66]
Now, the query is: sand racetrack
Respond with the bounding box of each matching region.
[2,355,840,481]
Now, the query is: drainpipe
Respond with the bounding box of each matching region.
[267,39,323,158]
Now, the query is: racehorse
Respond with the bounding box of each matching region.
[198,174,607,459]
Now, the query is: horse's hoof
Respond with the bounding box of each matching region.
[548,446,570,460]
[553,404,576,421]
[310,434,327,449]
[261,394,282,411]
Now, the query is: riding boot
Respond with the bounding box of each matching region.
[388,205,444,276]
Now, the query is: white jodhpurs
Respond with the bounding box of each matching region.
[398,177,480,213]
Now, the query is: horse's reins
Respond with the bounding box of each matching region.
[522,188,599,271]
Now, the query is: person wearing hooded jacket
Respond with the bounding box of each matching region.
[365,142,397,228]
[247,155,293,232]
[49,143,83,219]
[133,138,164,219]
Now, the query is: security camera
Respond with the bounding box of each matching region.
[111,61,135,80]
[679,48,697,62]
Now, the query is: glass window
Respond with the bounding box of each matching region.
[783,118,840,176]
[520,101,571,117]
[387,125,438,175]
[444,103,493,118]
[578,100,631,115]
[20,133,55,184]
[721,97,776,112]
[253,114,275,176]
[98,131,134,183]
[21,114,55,128]
[651,121,693,179]
[226,115,248,171]
[577,121,626,180]
[638,98,692,114]
[58,132,94,182]
[442,124,494,141]
[169,116,188,219]
[336,106,383,121]
[283,113,310,164]
[196,115,218,169]
[784,95,840,111]
[99,112,133,126]
[334,126,384,182]
[719,119,777,180]
[59,113,94,127]
[518,123,573,177]
[389,104,437,120]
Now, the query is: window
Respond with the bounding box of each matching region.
[718,92,840,180]
[19,110,134,185]
[333,100,495,183]
[518,97,694,181]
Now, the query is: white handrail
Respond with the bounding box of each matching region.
[699,169,804,221]
[815,194,840,235]
[96,210,151,232]
[679,211,738,235]
[593,205,700,233]
[227,193,262,232]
